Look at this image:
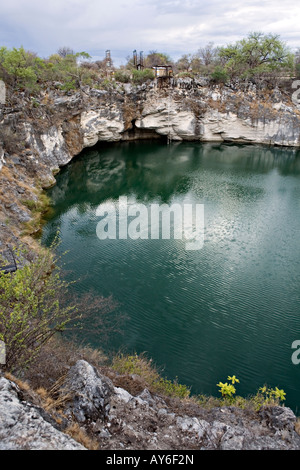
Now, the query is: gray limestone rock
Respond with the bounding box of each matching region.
[60,360,114,423]
[0,377,86,450]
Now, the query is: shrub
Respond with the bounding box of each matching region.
[0,246,81,372]
[131,68,154,84]
[0,46,41,93]
[218,32,294,80]
[251,385,286,410]
[217,375,240,399]
[114,70,131,83]
[216,375,286,409]
[210,66,229,84]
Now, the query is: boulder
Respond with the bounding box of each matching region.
[60,360,114,423]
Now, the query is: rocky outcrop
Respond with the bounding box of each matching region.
[0,376,85,450]
[2,79,299,187]
[1,360,300,450]
[74,82,300,153]
[60,360,114,424]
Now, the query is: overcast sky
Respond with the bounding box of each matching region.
[1,0,300,65]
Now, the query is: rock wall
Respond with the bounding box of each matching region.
[2,79,299,188]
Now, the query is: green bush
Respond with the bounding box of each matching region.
[0,46,41,92]
[131,68,154,84]
[216,375,286,409]
[0,246,81,372]
[0,46,94,94]
[210,66,229,84]
[218,32,294,80]
[114,70,131,83]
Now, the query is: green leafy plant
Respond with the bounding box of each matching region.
[251,385,286,410]
[217,375,240,400]
[131,68,155,84]
[114,70,131,83]
[218,32,294,80]
[216,375,286,409]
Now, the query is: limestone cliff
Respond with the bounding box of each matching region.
[1,79,300,450]
[3,78,300,185]
[0,77,299,258]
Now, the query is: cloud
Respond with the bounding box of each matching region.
[0,0,299,65]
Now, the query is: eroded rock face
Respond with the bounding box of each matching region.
[103,384,300,451]
[15,81,299,185]
[133,84,300,146]
[0,377,86,450]
[81,109,125,146]
[1,79,298,194]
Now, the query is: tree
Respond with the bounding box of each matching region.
[197,42,217,66]
[176,54,193,73]
[210,66,229,84]
[218,32,294,80]
[125,50,173,70]
[57,46,75,58]
[46,50,92,89]
[144,51,172,68]
[0,46,41,91]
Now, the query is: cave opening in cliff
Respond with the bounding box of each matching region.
[121,119,168,142]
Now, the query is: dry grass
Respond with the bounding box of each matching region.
[207,97,228,114]
[65,422,100,450]
[35,374,71,413]
[112,352,191,399]
[22,334,108,391]
[295,418,300,436]
[4,372,31,392]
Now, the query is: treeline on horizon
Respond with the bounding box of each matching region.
[0,31,300,95]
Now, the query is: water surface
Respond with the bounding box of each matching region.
[42,141,300,412]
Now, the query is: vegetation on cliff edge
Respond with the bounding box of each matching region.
[0,31,297,95]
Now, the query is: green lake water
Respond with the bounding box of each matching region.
[41,141,300,412]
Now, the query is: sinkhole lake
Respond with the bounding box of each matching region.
[42,141,300,412]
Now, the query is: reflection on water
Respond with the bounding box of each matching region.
[48,142,300,210]
[42,141,300,412]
